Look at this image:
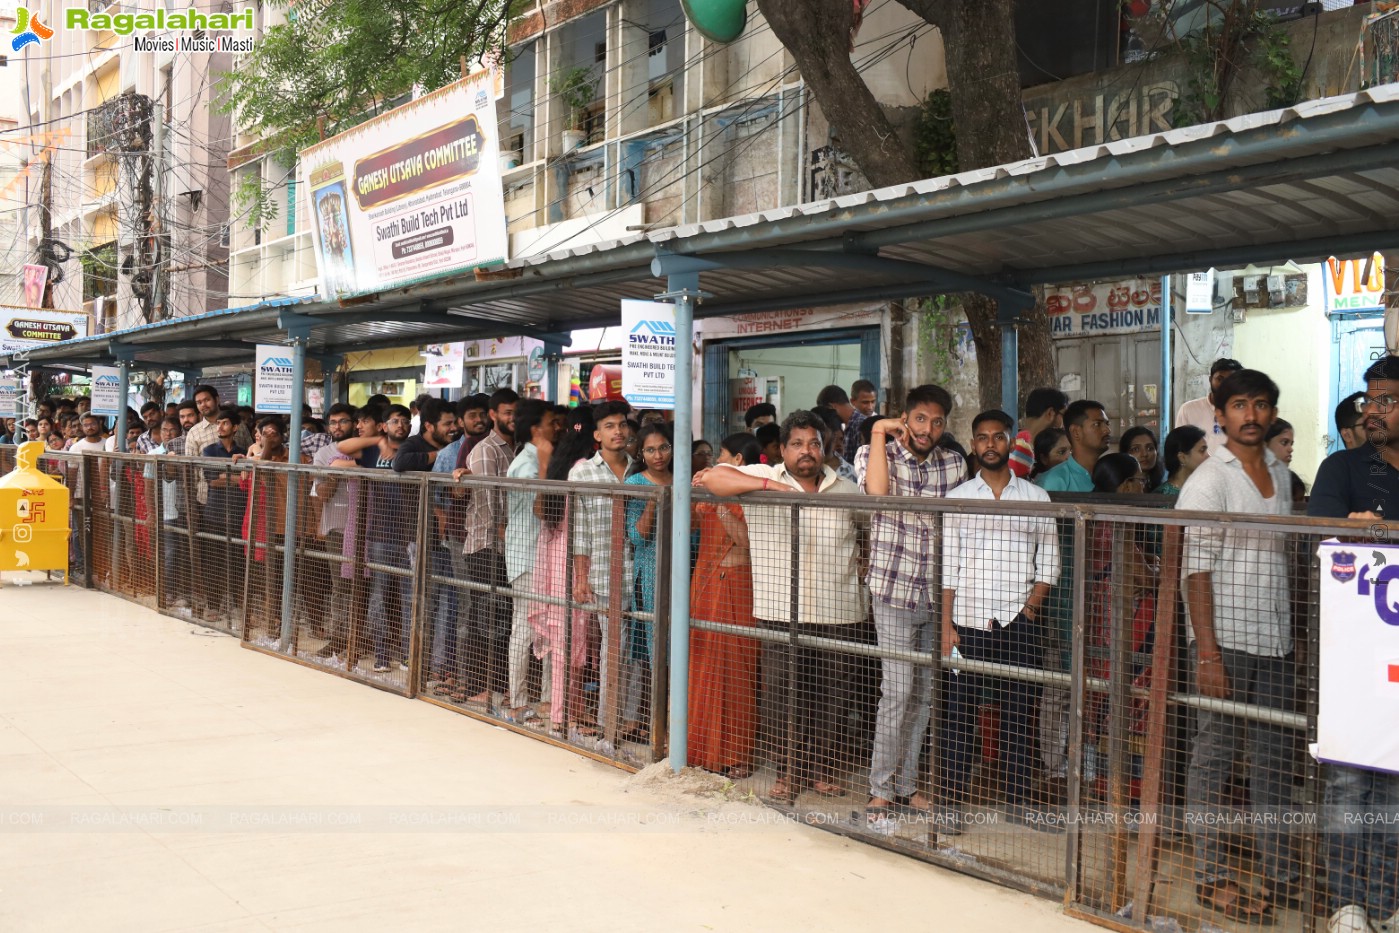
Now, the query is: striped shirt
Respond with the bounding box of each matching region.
[855,438,967,608]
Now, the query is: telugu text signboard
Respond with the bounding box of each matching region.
[1317,539,1399,774]
[255,345,295,414]
[0,307,88,356]
[621,299,677,409]
[1045,279,1163,338]
[299,68,507,300]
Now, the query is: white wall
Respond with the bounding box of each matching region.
[1230,264,1331,485]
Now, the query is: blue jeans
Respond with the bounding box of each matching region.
[367,540,413,667]
[869,598,935,801]
[1326,764,1399,917]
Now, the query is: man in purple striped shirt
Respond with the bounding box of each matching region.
[855,384,967,819]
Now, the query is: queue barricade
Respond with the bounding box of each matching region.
[52,444,1388,932]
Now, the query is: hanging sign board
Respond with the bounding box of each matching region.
[620,299,677,409]
[299,67,508,300]
[1324,253,1386,314]
[1184,270,1215,314]
[1044,278,1163,338]
[89,365,122,417]
[254,345,295,415]
[0,307,88,356]
[1316,539,1399,774]
[422,342,465,389]
[0,378,22,419]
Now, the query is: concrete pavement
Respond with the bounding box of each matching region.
[0,574,1090,932]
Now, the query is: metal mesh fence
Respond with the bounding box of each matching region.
[419,472,668,767]
[46,440,1391,933]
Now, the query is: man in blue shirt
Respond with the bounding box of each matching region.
[1036,399,1110,493]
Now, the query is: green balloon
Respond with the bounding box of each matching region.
[681,0,748,43]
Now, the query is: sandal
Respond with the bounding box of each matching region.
[812,780,845,798]
[767,777,798,804]
[1196,881,1275,925]
[721,765,752,780]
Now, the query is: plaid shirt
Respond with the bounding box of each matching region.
[136,429,161,454]
[855,437,967,608]
[842,410,869,465]
[463,431,513,554]
[300,431,334,461]
[568,451,634,602]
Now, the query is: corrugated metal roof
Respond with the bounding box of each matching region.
[11,86,1399,370]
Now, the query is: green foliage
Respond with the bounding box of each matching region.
[549,66,599,130]
[79,242,118,303]
[912,89,958,179]
[1172,4,1304,128]
[915,295,959,387]
[232,165,282,231]
[218,0,519,156]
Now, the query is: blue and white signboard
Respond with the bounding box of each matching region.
[621,299,677,409]
[89,365,122,417]
[1317,539,1399,774]
[255,344,295,414]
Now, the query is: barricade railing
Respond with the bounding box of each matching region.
[45,446,1384,931]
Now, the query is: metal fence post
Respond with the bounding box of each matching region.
[407,477,432,698]
[651,488,672,763]
[279,330,309,650]
[1065,510,1089,901]
[665,282,697,772]
[152,465,164,610]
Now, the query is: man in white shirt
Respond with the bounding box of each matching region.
[699,409,865,804]
[1176,358,1242,451]
[941,409,1060,833]
[1176,368,1297,924]
[310,403,358,658]
[67,413,107,580]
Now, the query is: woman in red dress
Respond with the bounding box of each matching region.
[688,433,762,777]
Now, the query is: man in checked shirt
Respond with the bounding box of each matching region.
[856,384,968,819]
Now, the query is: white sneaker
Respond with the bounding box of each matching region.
[1329,905,1376,933]
[1375,909,1399,933]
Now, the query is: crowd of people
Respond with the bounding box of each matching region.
[5,355,1397,933]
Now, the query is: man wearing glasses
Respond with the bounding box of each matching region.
[1308,355,1399,933]
[856,384,967,822]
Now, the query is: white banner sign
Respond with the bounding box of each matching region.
[299,68,507,300]
[0,378,22,419]
[1324,253,1386,314]
[1044,279,1163,338]
[1184,270,1215,314]
[0,306,88,356]
[89,365,122,417]
[1317,539,1399,774]
[621,299,677,409]
[255,344,295,414]
[423,342,465,389]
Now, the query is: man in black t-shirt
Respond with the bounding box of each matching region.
[1308,355,1399,933]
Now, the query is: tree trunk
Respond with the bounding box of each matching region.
[756,0,918,188]
[763,0,1060,407]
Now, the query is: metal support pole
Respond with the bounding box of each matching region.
[1000,322,1018,419]
[114,360,131,451]
[279,332,308,650]
[319,355,342,412]
[1160,274,1173,430]
[543,340,564,404]
[664,271,699,772]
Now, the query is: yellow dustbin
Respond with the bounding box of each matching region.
[0,440,71,580]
